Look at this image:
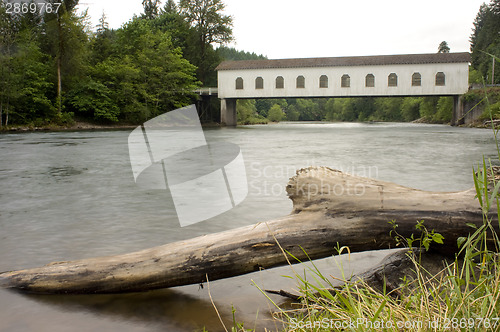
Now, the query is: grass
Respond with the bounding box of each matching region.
[251,58,500,332]
[268,239,500,331]
[216,56,500,332]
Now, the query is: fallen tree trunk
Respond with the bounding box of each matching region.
[0,167,496,294]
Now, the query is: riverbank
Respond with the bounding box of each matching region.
[0,120,223,133]
[3,119,498,133]
[0,121,135,132]
[460,86,500,126]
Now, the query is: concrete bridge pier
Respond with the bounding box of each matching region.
[221,98,237,126]
[451,95,464,126]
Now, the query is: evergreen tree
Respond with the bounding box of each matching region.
[41,0,89,114]
[96,11,109,33]
[0,2,19,126]
[92,12,115,64]
[470,0,500,83]
[163,0,178,14]
[470,3,489,52]
[216,46,266,61]
[438,41,450,53]
[142,0,160,20]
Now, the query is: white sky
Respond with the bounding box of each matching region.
[79,0,486,59]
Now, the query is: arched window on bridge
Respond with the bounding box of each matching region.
[341,74,350,88]
[235,77,244,90]
[365,74,375,87]
[276,76,284,89]
[435,72,445,86]
[255,77,264,89]
[412,73,421,86]
[319,75,328,88]
[388,73,398,87]
[296,75,305,88]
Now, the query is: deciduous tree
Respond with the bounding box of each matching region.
[178,0,233,83]
[267,104,285,122]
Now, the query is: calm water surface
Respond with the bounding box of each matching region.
[0,122,497,331]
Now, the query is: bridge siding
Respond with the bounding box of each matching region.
[218,62,469,99]
[216,53,470,125]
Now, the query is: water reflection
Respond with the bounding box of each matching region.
[22,289,233,332]
[3,249,398,331]
[48,166,86,178]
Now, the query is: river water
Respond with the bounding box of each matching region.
[0,122,497,331]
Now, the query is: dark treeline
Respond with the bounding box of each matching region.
[0,0,255,127]
[470,0,500,84]
[237,97,453,124]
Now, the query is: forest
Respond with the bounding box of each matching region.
[0,0,242,127]
[0,0,499,128]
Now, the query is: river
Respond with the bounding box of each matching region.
[0,122,497,331]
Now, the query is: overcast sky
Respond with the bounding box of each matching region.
[79,0,486,59]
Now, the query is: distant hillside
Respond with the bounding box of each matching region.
[216,46,267,61]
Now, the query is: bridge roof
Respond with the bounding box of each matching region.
[216,52,471,71]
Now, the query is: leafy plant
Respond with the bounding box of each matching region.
[267,104,285,122]
[389,219,444,253]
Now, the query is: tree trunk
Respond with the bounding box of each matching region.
[5,96,8,126]
[0,167,495,294]
[56,13,63,114]
[57,57,62,113]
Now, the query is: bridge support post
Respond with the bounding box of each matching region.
[220,98,237,126]
[451,95,464,126]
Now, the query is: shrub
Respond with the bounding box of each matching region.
[267,104,285,122]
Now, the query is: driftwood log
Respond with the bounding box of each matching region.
[0,166,495,294]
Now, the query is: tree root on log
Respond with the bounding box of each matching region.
[264,289,302,302]
[0,166,496,294]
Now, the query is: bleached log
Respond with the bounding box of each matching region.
[0,167,492,294]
